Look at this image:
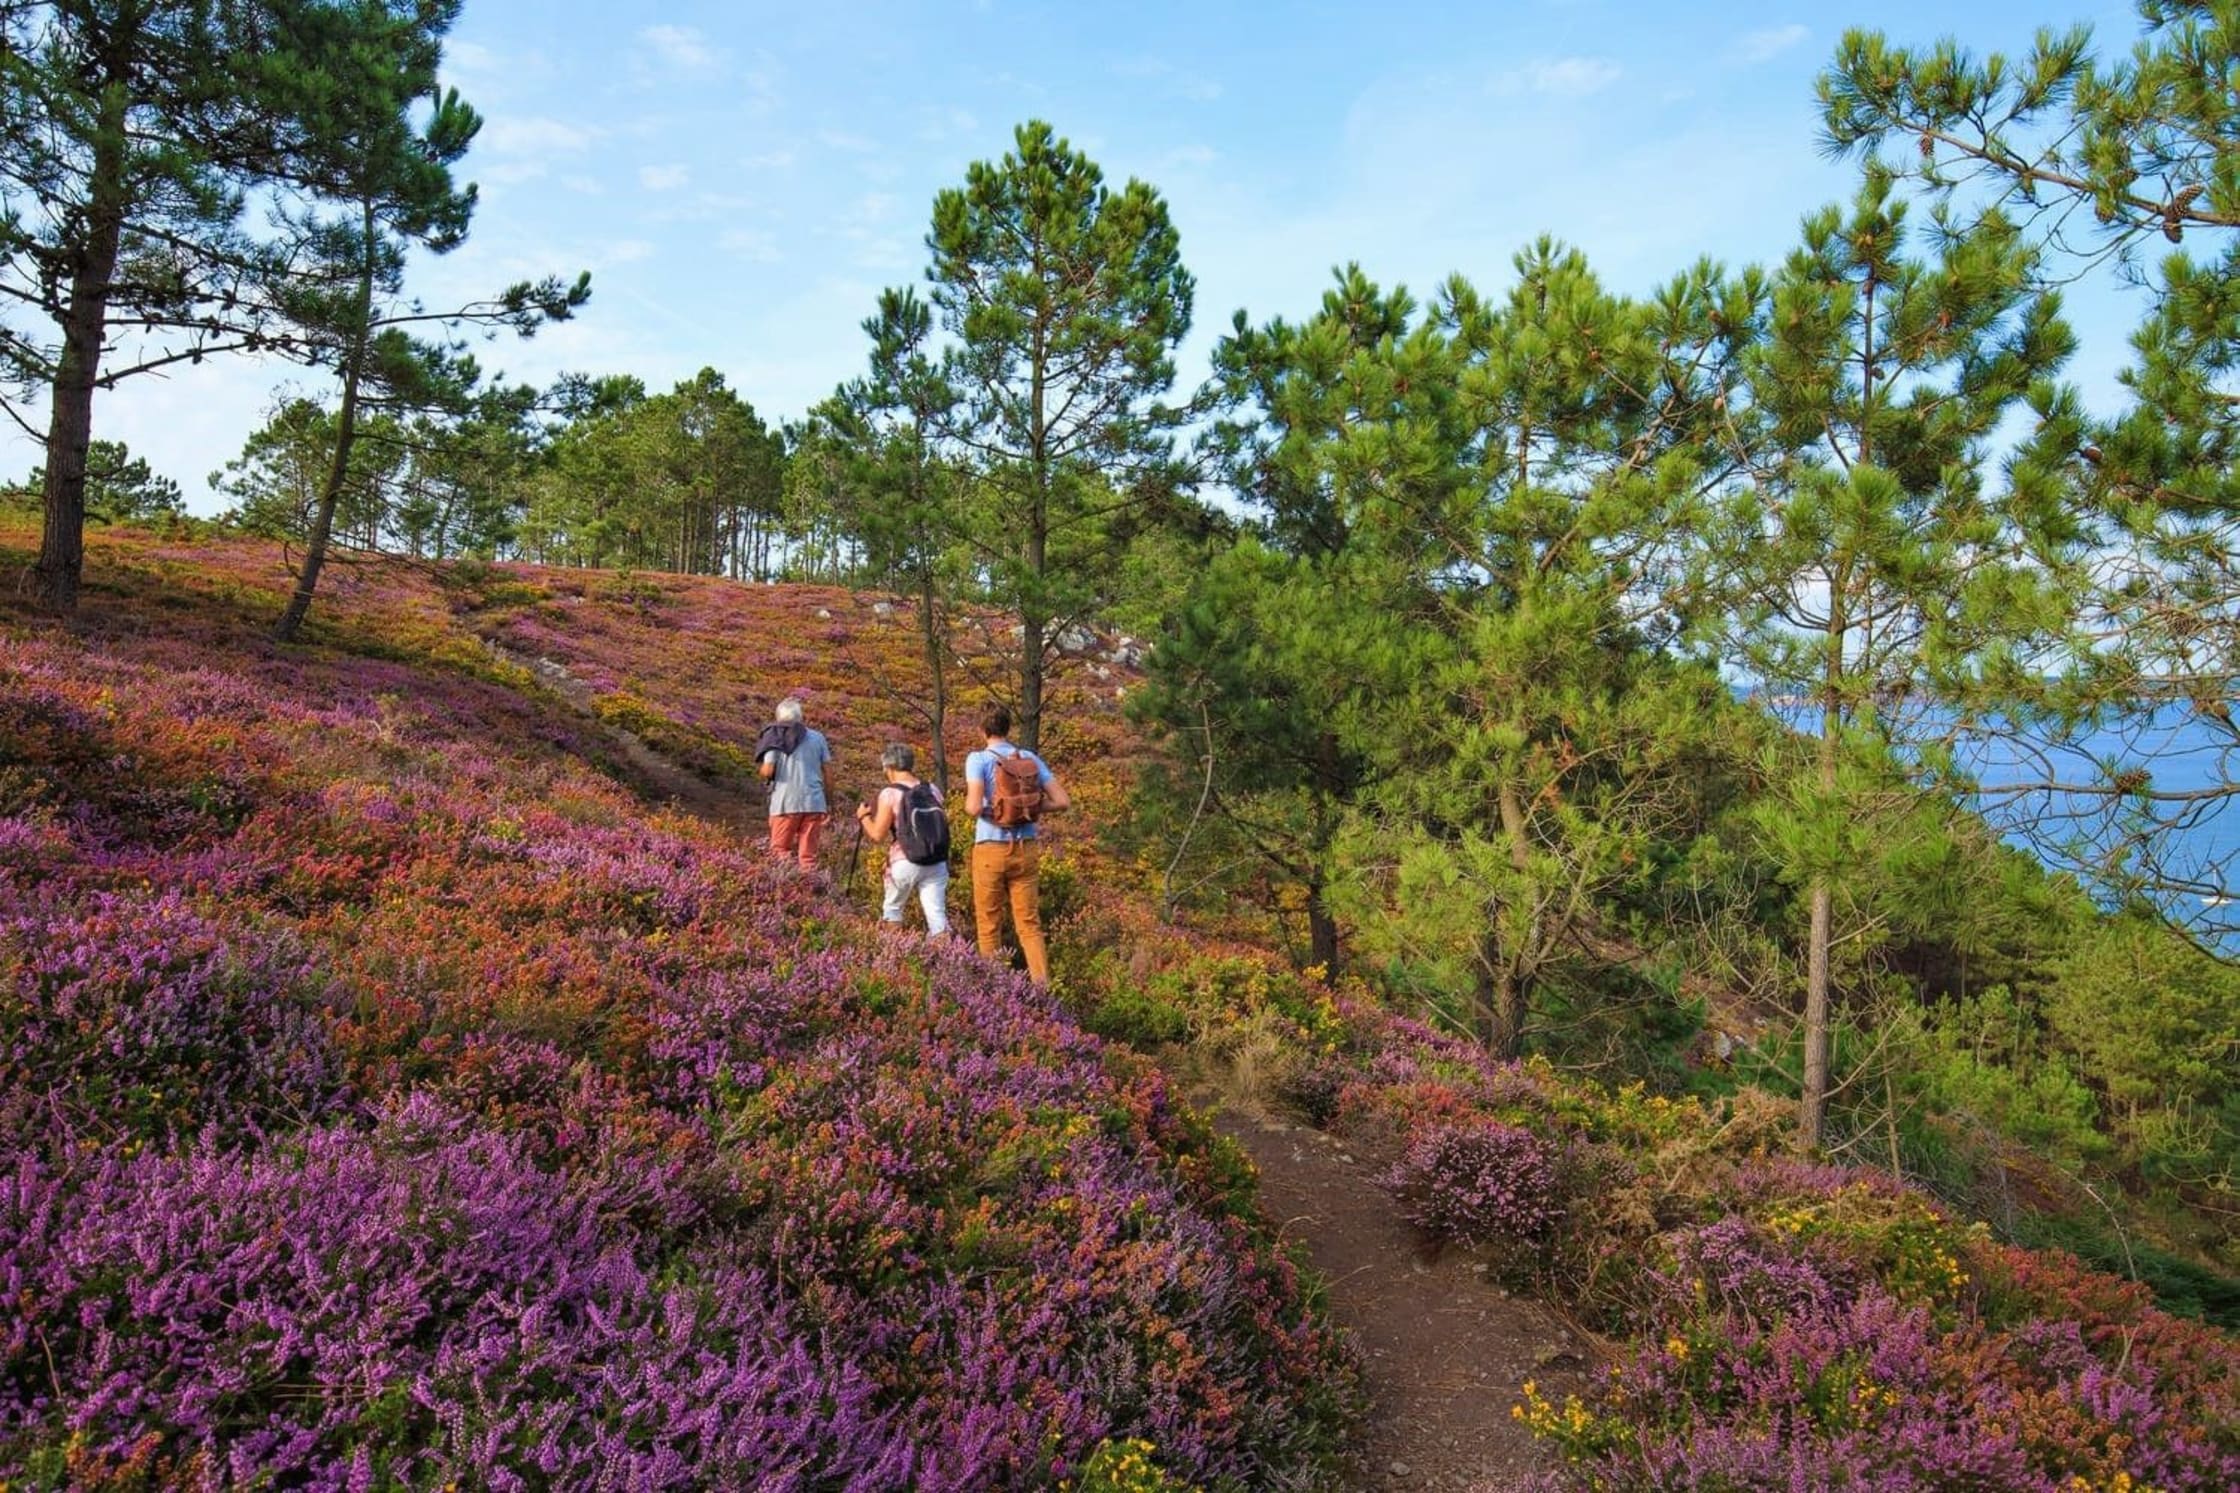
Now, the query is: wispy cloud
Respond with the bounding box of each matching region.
[1111,56,1222,103]
[481,116,598,157]
[1733,24,1809,65]
[474,116,598,185]
[918,107,980,144]
[833,192,909,271]
[1492,56,1623,97]
[639,163,691,192]
[639,24,721,73]
[848,193,899,225]
[721,228,783,262]
[817,129,880,155]
[598,239,656,267]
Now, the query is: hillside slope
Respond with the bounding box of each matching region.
[0,522,1352,1489]
[6,521,2238,1492]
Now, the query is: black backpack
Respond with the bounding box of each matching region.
[893,782,951,866]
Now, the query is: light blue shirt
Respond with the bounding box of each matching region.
[966,742,1052,843]
[763,728,831,816]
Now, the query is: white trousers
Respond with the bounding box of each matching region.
[882,859,951,935]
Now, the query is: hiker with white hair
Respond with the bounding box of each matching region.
[755,696,833,873]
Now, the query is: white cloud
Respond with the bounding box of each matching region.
[1165,144,1218,169]
[480,116,598,158]
[1110,56,1222,103]
[918,107,980,143]
[738,54,783,117]
[743,148,798,171]
[817,129,880,155]
[445,40,499,79]
[472,117,597,187]
[639,24,720,73]
[848,193,899,225]
[1733,25,1810,65]
[480,160,550,186]
[441,39,550,99]
[721,228,782,262]
[1493,57,1623,97]
[639,163,691,192]
[832,193,909,271]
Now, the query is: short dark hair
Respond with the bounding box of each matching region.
[980,706,1013,739]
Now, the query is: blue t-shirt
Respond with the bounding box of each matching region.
[966,742,1052,843]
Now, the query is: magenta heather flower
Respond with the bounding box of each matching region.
[0,889,347,1146]
[1382,1120,1564,1251]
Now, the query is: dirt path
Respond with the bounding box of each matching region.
[1200,1097,1589,1492]
[491,649,1581,1488]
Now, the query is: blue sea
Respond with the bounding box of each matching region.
[1763,700,2240,945]
[1960,713,2240,935]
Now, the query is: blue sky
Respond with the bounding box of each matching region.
[8,0,2152,512]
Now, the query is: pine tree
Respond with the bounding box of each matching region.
[1144,267,1455,973]
[1360,244,1755,1056]
[1823,4,2240,929]
[926,120,1194,752]
[0,0,444,612]
[263,5,586,641]
[24,437,181,521]
[1693,168,2075,1146]
[826,287,961,788]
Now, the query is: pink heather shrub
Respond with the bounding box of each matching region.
[1659,1217,1853,1327]
[1526,1279,2240,1491]
[1236,946,2240,1491]
[0,603,1351,1488]
[1380,1120,1563,1259]
[0,1094,909,1488]
[0,889,346,1146]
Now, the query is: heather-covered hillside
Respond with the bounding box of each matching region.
[5,521,2238,1492]
[0,521,1349,1488]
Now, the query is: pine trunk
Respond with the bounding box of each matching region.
[33,87,129,615]
[920,562,950,792]
[1801,693,1841,1149]
[275,207,377,643]
[1478,925,1525,1059]
[1306,882,1340,974]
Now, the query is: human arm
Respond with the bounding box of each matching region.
[1036,756,1070,812]
[963,753,987,820]
[757,752,776,781]
[858,786,897,843]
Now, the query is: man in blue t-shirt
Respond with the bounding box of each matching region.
[962,705,1070,983]
[755,696,833,873]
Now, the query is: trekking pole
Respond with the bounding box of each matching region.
[847,809,866,886]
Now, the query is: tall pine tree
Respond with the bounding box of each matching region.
[926,120,1194,752]
[1823,3,2240,931]
[825,287,961,787]
[1693,169,2075,1146]
[0,0,451,612]
[263,1,585,641]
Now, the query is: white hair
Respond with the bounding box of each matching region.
[775,697,804,723]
